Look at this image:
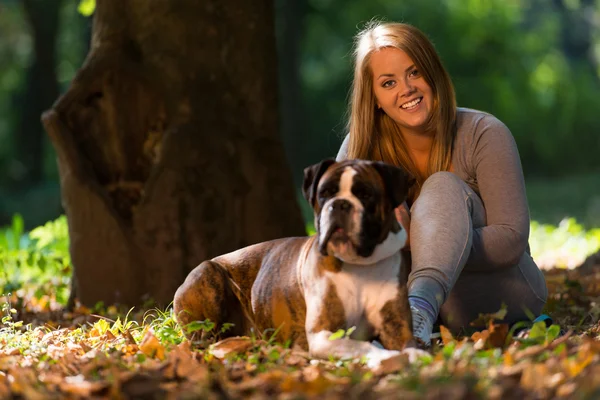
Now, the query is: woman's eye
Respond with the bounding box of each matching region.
[382,80,395,88]
[409,69,420,78]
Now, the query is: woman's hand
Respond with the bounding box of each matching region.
[395,202,411,250]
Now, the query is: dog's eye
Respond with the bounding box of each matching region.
[318,187,335,201]
[353,188,372,201]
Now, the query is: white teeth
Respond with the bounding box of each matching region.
[401,97,422,109]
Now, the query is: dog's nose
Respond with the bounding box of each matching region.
[329,199,352,213]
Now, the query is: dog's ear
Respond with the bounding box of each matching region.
[302,158,336,207]
[371,161,416,209]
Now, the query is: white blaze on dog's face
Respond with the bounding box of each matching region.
[305,160,413,265]
[318,167,363,259]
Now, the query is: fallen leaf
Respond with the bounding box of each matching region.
[0,348,20,357]
[373,352,409,375]
[0,373,9,399]
[122,329,137,345]
[471,329,489,343]
[285,350,309,366]
[545,372,565,389]
[210,336,254,359]
[166,341,208,382]
[472,330,490,350]
[139,328,166,361]
[487,323,509,348]
[556,382,577,397]
[59,374,107,397]
[440,325,454,345]
[520,363,549,391]
[279,366,336,395]
[503,349,514,366]
[563,350,594,378]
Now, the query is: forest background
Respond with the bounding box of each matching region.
[0,0,598,233]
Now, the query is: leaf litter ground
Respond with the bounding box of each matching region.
[1,258,600,400]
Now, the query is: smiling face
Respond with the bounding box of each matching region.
[370,47,434,136]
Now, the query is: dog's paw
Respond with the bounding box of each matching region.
[365,349,402,369]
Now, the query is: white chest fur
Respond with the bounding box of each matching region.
[325,253,402,335]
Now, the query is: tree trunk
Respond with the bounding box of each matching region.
[41,0,306,307]
[552,0,599,82]
[16,0,62,185]
[275,0,308,186]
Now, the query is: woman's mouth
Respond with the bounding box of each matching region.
[400,97,423,110]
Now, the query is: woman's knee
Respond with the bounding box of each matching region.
[412,172,469,215]
[421,171,465,196]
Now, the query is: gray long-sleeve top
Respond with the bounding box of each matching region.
[336,108,531,270]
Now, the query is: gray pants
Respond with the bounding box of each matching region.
[407,172,548,333]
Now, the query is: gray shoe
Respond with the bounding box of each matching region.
[410,305,433,348]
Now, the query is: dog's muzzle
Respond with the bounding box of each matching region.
[329,198,353,216]
[319,198,358,256]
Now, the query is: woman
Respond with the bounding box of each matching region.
[336,21,547,346]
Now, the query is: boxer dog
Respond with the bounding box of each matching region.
[174,159,419,367]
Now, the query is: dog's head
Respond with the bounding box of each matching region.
[302,159,415,264]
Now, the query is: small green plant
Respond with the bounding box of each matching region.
[328,326,356,340]
[1,298,22,330]
[515,321,562,347]
[142,307,185,346]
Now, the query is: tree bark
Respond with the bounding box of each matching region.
[42,0,306,307]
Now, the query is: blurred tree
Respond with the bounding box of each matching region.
[42,0,305,307]
[553,0,599,80]
[276,0,309,186]
[15,0,62,186]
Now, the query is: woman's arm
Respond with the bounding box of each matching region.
[466,115,530,270]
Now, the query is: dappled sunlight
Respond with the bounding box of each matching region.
[531,218,600,270]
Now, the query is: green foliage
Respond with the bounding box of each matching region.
[0,2,87,195]
[0,215,71,304]
[530,218,600,269]
[77,0,96,17]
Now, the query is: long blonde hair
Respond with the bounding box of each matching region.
[346,21,456,201]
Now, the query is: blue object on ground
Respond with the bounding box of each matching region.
[532,314,553,327]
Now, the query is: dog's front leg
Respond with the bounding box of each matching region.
[307,330,401,368]
[304,281,400,368]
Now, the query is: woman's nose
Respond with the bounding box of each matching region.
[397,77,415,98]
